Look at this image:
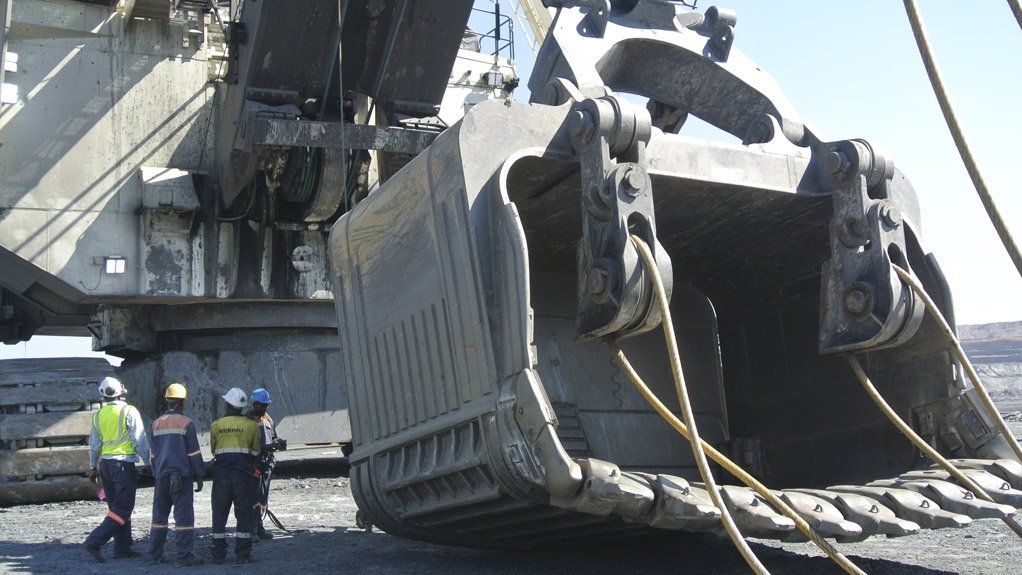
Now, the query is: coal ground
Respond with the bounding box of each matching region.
[2,440,1021,575]
[5,321,1022,574]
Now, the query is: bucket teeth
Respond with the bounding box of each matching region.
[942,459,1022,492]
[711,485,795,539]
[900,468,1022,508]
[773,490,862,542]
[550,458,1015,541]
[632,473,721,530]
[557,459,655,518]
[868,478,1016,519]
[790,488,920,539]
[829,485,971,529]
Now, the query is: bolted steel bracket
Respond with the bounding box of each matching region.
[544,0,611,38]
[700,6,737,62]
[570,95,673,341]
[818,139,924,353]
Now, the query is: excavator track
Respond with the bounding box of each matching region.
[0,358,113,505]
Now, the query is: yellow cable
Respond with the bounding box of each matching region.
[624,237,768,575]
[892,265,1022,463]
[610,347,866,575]
[847,266,1022,539]
[847,355,1022,539]
[622,235,866,575]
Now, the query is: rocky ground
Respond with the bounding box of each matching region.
[3,324,1021,574]
[2,445,1021,575]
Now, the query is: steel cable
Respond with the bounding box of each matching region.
[1010,0,1022,31]
[903,0,1022,281]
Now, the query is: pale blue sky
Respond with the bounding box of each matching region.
[691,1,1022,325]
[3,1,1019,361]
[500,0,1022,325]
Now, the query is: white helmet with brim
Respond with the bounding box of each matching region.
[222,387,248,409]
[98,376,125,398]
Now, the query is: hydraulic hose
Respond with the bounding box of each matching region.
[846,355,1022,539]
[903,0,1022,281]
[618,235,867,575]
[622,236,768,575]
[892,265,1022,463]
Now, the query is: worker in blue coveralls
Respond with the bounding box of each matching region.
[249,387,286,540]
[145,382,206,566]
[210,387,261,564]
[84,376,151,563]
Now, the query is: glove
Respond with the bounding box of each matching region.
[88,469,99,484]
[194,479,204,493]
[137,465,153,478]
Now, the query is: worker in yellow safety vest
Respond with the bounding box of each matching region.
[209,387,261,564]
[84,376,151,563]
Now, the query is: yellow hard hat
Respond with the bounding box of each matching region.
[165,382,187,400]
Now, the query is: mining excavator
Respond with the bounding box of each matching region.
[2,0,1021,569]
[0,0,515,502]
[328,0,1022,566]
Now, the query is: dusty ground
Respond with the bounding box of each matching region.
[2,444,1020,575]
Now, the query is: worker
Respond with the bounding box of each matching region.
[84,376,151,563]
[209,387,261,564]
[145,382,206,566]
[249,388,286,540]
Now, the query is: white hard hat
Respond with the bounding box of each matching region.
[222,387,248,409]
[98,376,125,398]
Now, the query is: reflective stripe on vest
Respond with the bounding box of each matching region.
[93,403,135,457]
[214,447,260,456]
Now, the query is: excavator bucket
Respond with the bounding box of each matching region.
[328,3,1018,548]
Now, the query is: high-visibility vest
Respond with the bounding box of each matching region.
[210,415,260,457]
[93,403,136,457]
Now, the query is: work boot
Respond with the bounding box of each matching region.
[176,554,205,567]
[211,553,226,565]
[236,554,254,564]
[256,527,274,540]
[114,549,141,559]
[84,544,105,563]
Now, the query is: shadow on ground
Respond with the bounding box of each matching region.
[0,528,960,575]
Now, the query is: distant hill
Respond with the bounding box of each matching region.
[959,321,1022,402]
[959,321,1022,342]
